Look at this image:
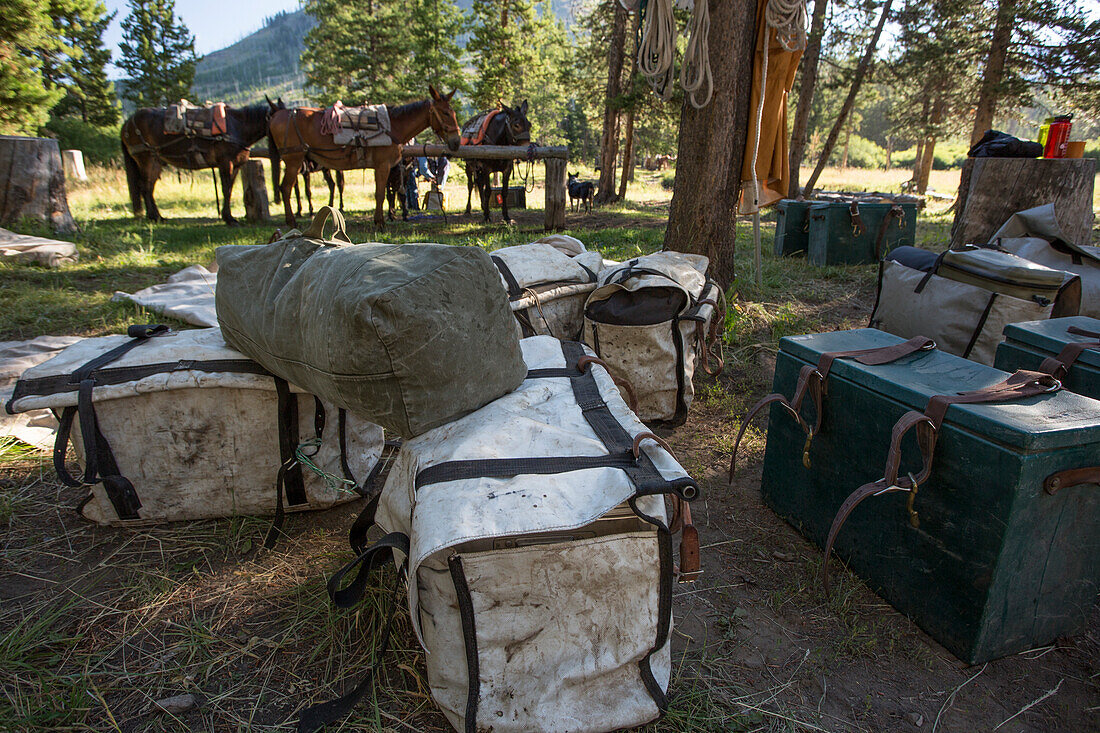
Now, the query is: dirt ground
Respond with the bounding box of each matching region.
[1,204,1097,732]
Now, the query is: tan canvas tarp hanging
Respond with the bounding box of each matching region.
[738,0,804,214]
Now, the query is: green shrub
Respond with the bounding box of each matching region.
[1082,139,1100,160]
[893,142,970,171]
[826,134,887,168]
[660,173,675,190]
[42,117,121,166]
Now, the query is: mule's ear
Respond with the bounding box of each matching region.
[445,89,456,101]
[519,99,529,116]
[429,84,441,100]
[501,102,514,115]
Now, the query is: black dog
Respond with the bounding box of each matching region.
[567,172,595,213]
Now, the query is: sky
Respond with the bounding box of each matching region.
[102,0,302,73]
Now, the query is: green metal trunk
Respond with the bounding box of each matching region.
[995,317,1100,400]
[807,202,917,266]
[760,328,1100,664]
[774,200,814,257]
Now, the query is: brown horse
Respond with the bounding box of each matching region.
[121,103,274,224]
[268,86,460,229]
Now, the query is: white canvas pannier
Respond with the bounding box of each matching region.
[869,247,1079,365]
[989,204,1100,319]
[490,236,605,340]
[300,335,701,733]
[5,325,384,526]
[582,251,724,425]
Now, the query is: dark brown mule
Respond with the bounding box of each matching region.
[463,100,531,223]
[268,86,460,229]
[120,103,274,224]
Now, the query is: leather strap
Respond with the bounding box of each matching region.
[1044,466,1100,495]
[1037,325,1100,379]
[849,201,865,237]
[822,370,1061,596]
[874,206,905,260]
[729,336,935,481]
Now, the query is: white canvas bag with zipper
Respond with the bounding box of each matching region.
[299,335,701,733]
[6,326,384,526]
[583,251,725,425]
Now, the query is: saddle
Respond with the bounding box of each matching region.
[164,100,228,138]
[460,109,502,146]
[321,102,393,147]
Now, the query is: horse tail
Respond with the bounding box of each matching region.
[121,126,144,217]
[268,132,281,205]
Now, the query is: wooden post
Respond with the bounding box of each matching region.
[241,159,269,223]
[952,157,1096,247]
[545,157,566,232]
[0,136,76,233]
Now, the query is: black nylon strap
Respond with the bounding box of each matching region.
[10,358,271,405]
[70,324,169,383]
[525,367,580,379]
[298,533,409,733]
[490,254,523,299]
[416,453,640,489]
[275,378,308,507]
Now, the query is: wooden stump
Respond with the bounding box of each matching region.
[952,157,1096,247]
[241,159,269,223]
[545,157,566,232]
[0,136,76,234]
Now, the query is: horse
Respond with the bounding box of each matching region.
[293,161,345,218]
[121,102,275,224]
[462,101,531,223]
[268,86,460,229]
[567,172,595,213]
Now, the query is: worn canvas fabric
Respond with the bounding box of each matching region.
[0,227,78,267]
[870,258,1054,365]
[324,103,393,146]
[583,252,724,425]
[990,204,1100,319]
[164,100,228,137]
[7,327,384,525]
[346,335,699,733]
[490,241,604,340]
[0,335,82,449]
[112,264,218,327]
[215,207,526,438]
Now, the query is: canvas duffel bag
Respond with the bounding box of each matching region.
[215,207,526,438]
[298,335,701,733]
[988,203,1100,319]
[489,236,605,340]
[583,251,725,425]
[869,247,1080,365]
[5,325,384,527]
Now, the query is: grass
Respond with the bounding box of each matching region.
[2,161,1095,731]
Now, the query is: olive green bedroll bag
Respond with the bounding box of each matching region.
[215,207,526,438]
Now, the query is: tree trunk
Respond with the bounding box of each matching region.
[663,0,758,288]
[241,160,270,223]
[0,136,77,234]
[618,110,635,200]
[787,0,829,198]
[951,157,1096,248]
[618,25,640,200]
[884,137,893,171]
[840,124,852,169]
[969,0,1017,147]
[802,0,893,198]
[917,136,935,194]
[596,0,627,205]
[911,138,924,182]
[544,157,567,231]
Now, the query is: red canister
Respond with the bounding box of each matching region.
[1044,115,1073,158]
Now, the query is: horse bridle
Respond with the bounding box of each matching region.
[429,102,460,139]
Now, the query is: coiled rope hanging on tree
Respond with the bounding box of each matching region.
[634,0,713,109]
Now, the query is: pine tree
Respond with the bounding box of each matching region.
[0,0,64,134]
[406,0,466,99]
[467,0,539,109]
[44,0,120,125]
[117,0,198,108]
[301,0,411,105]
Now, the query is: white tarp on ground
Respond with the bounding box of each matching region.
[1,335,83,449]
[112,264,218,327]
[0,228,78,268]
